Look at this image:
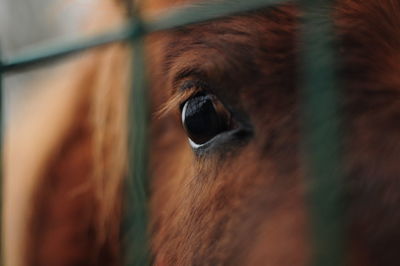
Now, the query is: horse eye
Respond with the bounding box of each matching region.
[181,94,232,148]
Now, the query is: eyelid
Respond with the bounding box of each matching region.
[178,89,203,111]
[178,79,212,107]
[155,80,206,119]
[179,79,210,92]
[172,67,207,89]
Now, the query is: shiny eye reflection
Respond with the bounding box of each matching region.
[181,94,233,148]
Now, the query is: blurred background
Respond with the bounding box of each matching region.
[0,0,95,121]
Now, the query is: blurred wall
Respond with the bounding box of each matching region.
[0,0,95,120]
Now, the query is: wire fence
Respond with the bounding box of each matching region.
[0,0,343,265]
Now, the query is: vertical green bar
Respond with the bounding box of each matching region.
[0,51,3,266]
[300,1,345,266]
[123,22,151,266]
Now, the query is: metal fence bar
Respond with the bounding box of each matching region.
[0,26,133,73]
[0,54,3,266]
[123,20,151,266]
[144,0,290,32]
[1,0,289,73]
[300,1,345,266]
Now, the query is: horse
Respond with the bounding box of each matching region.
[4,0,400,265]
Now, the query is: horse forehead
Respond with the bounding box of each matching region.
[147,0,400,100]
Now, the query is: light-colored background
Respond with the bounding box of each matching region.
[0,0,95,120]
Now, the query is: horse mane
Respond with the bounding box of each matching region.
[4,1,130,264]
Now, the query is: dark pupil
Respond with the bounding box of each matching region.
[183,95,228,145]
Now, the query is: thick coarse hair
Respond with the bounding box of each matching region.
[5,1,130,264]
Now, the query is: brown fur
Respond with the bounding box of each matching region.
[4,0,400,265]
